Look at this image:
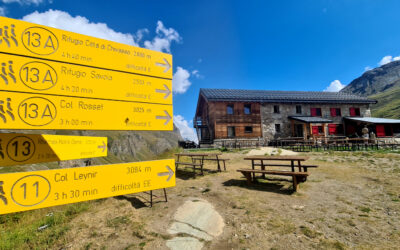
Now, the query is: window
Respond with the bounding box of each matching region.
[273,105,280,113]
[312,125,323,134]
[296,105,302,114]
[227,126,235,137]
[244,104,251,115]
[311,108,322,117]
[330,108,341,117]
[328,124,344,135]
[245,126,253,133]
[275,124,281,133]
[349,107,360,117]
[227,104,234,115]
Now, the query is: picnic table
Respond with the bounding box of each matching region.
[238,155,317,191]
[175,152,228,175]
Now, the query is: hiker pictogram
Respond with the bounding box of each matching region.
[0,60,16,85]
[0,98,15,123]
[0,24,18,48]
[0,181,7,205]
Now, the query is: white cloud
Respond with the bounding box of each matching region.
[2,0,46,5]
[144,20,181,53]
[22,9,140,46]
[192,70,202,79]
[0,6,6,16]
[364,66,372,72]
[174,115,198,143]
[378,55,400,66]
[324,80,345,92]
[173,66,192,94]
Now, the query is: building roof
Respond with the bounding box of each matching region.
[289,116,333,123]
[200,88,377,104]
[344,117,400,124]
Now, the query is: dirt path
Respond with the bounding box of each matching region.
[61,150,400,249]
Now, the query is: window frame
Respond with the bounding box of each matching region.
[226,104,234,115]
[275,124,281,133]
[244,104,252,115]
[311,107,322,117]
[244,126,253,133]
[330,108,342,117]
[296,105,302,114]
[273,105,280,114]
[349,107,360,117]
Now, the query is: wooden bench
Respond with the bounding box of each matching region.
[253,163,318,172]
[192,157,230,171]
[175,161,204,175]
[237,169,309,191]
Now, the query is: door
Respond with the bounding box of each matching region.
[376,125,385,137]
[295,124,303,137]
[227,126,235,138]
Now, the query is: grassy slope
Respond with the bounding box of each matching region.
[369,85,400,119]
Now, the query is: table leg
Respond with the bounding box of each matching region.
[251,160,255,180]
[292,176,298,192]
[216,155,221,172]
[291,160,295,172]
[298,160,302,172]
[261,160,266,179]
[200,156,204,175]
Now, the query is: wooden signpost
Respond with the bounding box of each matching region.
[0,16,175,215]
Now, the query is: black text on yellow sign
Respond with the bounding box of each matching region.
[0,54,172,104]
[0,159,175,214]
[0,91,173,130]
[0,16,172,79]
[0,133,107,167]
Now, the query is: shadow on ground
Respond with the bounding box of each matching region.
[115,192,168,208]
[176,168,220,180]
[222,178,294,195]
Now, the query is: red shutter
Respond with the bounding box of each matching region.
[328,124,337,134]
[312,126,319,134]
[311,108,317,116]
[376,125,385,137]
[330,108,336,117]
[349,108,356,116]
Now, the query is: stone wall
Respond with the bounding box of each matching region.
[260,103,371,139]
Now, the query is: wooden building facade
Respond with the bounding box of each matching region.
[194,88,380,146]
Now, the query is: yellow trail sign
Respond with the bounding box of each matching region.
[0,133,107,167]
[0,91,173,130]
[0,16,172,79]
[0,54,172,104]
[0,159,175,214]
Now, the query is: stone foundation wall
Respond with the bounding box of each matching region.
[260,103,371,139]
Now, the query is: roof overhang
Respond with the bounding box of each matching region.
[289,116,333,123]
[343,117,400,124]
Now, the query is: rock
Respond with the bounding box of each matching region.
[166,237,203,250]
[166,198,225,250]
[168,222,213,241]
[173,199,224,237]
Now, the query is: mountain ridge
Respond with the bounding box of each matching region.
[340,60,400,119]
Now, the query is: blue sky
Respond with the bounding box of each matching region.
[2,0,400,141]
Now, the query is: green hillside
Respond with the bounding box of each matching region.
[369,84,400,119]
